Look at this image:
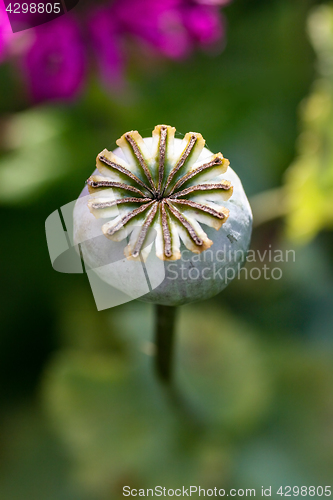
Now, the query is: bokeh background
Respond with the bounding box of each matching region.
[1,0,333,498]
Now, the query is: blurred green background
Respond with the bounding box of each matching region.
[1,0,333,498]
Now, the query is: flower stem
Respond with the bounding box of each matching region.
[155,304,177,383]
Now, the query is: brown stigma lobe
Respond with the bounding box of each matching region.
[171,198,226,219]
[170,182,231,199]
[106,201,154,237]
[91,197,152,210]
[87,177,146,197]
[125,133,156,193]
[132,202,159,258]
[89,126,232,259]
[166,200,203,246]
[158,126,167,194]
[161,200,172,258]
[98,155,154,195]
[163,134,197,193]
[170,155,224,194]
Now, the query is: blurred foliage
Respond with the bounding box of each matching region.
[0,107,69,203]
[1,0,333,499]
[285,4,333,242]
[0,0,315,206]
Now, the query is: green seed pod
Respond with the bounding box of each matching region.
[73,125,252,306]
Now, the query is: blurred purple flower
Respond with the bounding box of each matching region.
[113,0,191,59]
[0,0,232,102]
[195,0,231,5]
[0,0,11,62]
[22,16,86,102]
[89,6,124,88]
[182,3,224,46]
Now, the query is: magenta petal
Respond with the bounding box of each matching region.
[22,16,86,102]
[0,0,11,62]
[154,9,192,59]
[89,7,124,88]
[113,0,191,59]
[183,4,224,46]
[0,31,5,63]
[195,0,232,5]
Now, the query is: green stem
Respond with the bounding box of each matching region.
[155,304,177,383]
[154,305,205,429]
